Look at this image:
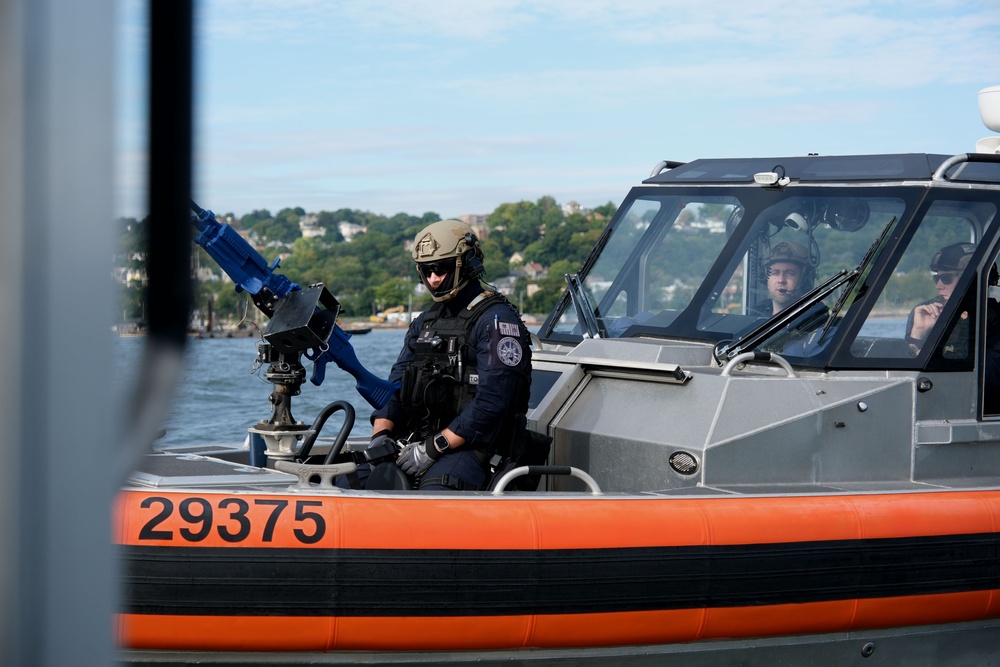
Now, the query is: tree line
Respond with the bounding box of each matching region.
[116,196,618,326]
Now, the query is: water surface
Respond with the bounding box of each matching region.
[115,329,407,445]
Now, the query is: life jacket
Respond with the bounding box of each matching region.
[399,291,528,451]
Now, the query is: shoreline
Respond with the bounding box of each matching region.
[115,313,544,338]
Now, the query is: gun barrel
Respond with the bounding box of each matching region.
[190,202,297,315]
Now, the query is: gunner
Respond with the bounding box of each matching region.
[367,219,532,491]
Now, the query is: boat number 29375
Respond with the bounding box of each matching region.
[136,496,326,544]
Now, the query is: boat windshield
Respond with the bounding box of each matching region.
[541,187,908,363]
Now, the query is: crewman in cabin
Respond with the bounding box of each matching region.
[366,219,532,490]
[906,242,976,356]
[752,240,814,316]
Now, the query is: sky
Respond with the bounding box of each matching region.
[116,1,1000,221]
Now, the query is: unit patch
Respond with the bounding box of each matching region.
[496,337,523,367]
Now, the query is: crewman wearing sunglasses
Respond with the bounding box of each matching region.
[906,242,976,355]
[367,219,533,491]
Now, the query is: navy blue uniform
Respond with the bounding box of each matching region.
[373,281,532,489]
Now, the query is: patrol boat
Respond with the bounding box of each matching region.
[118,86,1000,666]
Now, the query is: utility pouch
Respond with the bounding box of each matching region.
[486,417,552,492]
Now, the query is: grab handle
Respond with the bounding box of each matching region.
[721,351,796,377]
[491,465,602,495]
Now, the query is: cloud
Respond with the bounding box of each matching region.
[197,0,1000,75]
[195,1,1000,102]
[115,1,1000,218]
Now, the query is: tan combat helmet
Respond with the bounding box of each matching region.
[412,219,485,302]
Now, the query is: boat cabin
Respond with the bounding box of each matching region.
[530,89,1000,494]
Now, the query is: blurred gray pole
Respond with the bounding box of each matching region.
[0,0,116,665]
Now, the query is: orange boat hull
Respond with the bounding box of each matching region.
[115,489,1000,651]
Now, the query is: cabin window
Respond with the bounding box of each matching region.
[700,195,903,344]
[850,200,997,366]
[548,194,742,337]
[547,197,659,337]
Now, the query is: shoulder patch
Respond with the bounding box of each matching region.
[496,337,523,367]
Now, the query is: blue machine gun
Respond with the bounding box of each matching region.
[190,201,399,458]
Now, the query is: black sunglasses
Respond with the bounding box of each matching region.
[418,258,456,278]
[932,272,958,285]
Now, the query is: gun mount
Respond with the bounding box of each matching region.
[249,284,341,460]
[190,201,399,462]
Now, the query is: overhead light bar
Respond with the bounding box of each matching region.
[754,167,790,187]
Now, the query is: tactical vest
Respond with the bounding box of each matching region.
[399,292,528,451]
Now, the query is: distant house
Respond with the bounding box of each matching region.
[112,252,147,285]
[299,213,325,239]
[492,275,517,296]
[113,266,148,286]
[522,262,546,280]
[457,214,489,239]
[562,200,591,217]
[508,251,524,267]
[689,218,727,233]
[339,221,366,241]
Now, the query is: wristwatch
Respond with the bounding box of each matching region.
[433,433,451,454]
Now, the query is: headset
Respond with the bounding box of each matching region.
[460,232,485,280]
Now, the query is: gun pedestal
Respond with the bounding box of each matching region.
[248,343,313,462]
[249,286,340,464]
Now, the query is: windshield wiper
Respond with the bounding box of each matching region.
[715,269,854,362]
[813,215,897,343]
[565,273,607,339]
